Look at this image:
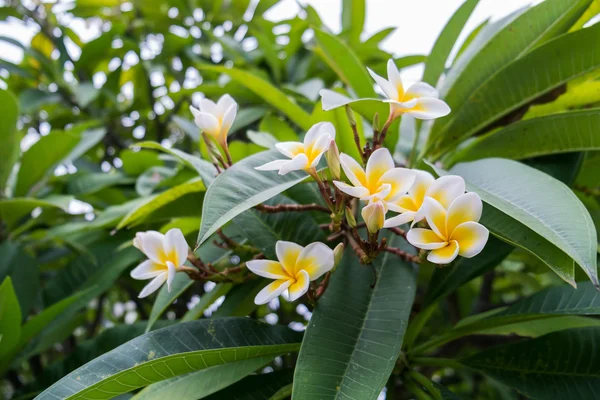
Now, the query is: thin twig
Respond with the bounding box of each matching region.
[384,247,420,263]
[256,203,330,213]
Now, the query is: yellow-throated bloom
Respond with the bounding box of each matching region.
[362,200,386,233]
[130,229,189,298]
[255,122,336,175]
[407,193,489,264]
[334,148,415,203]
[246,241,334,304]
[368,59,450,120]
[385,174,465,228]
[189,94,237,146]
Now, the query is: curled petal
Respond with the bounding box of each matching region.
[446,192,483,236]
[304,122,335,147]
[340,153,366,188]
[409,170,436,204]
[279,153,309,175]
[296,242,334,280]
[166,261,176,292]
[216,94,237,116]
[333,181,370,199]
[287,270,310,301]
[367,67,397,100]
[246,260,290,279]
[275,141,304,159]
[406,228,447,250]
[406,98,451,120]
[254,279,293,305]
[383,211,415,228]
[427,241,459,264]
[255,159,288,171]
[420,197,448,239]
[199,98,217,115]
[130,260,164,280]
[366,148,395,188]
[220,103,237,142]
[425,175,466,209]
[379,168,416,201]
[307,132,332,167]
[138,272,168,298]
[451,221,489,258]
[192,110,220,136]
[405,82,438,99]
[164,228,188,267]
[136,231,166,263]
[386,59,403,98]
[276,241,303,276]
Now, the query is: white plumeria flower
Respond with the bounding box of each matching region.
[384,173,465,228]
[368,59,450,120]
[333,147,416,203]
[407,193,489,264]
[130,229,189,298]
[255,122,336,175]
[189,94,237,146]
[246,241,334,305]
[362,200,386,233]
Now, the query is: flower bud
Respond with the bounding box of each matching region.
[333,243,344,267]
[325,140,341,180]
[345,105,356,127]
[372,112,380,131]
[345,206,356,228]
[361,201,385,234]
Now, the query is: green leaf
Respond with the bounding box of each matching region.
[203,369,294,400]
[428,0,592,149]
[0,241,40,316]
[197,65,313,131]
[431,22,600,156]
[341,0,365,43]
[424,235,513,306]
[247,130,279,149]
[117,178,205,228]
[0,277,21,360]
[477,315,600,338]
[453,109,600,163]
[15,130,81,196]
[131,356,274,400]
[233,196,325,259]
[293,235,417,400]
[39,318,302,399]
[230,107,268,135]
[449,158,598,285]
[313,29,375,99]
[0,89,19,192]
[422,0,479,86]
[462,327,600,399]
[0,195,73,229]
[197,150,314,246]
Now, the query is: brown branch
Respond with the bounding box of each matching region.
[384,247,420,263]
[387,226,407,238]
[256,203,329,213]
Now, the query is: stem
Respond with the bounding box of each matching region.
[408,124,422,168]
[222,142,234,166]
[308,168,334,210]
[411,357,464,370]
[404,380,431,400]
[386,226,407,238]
[376,115,395,148]
[406,370,443,400]
[255,203,329,213]
[346,231,369,264]
[403,303,438,350]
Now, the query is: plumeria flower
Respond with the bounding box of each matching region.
[130,229,189,298]
[246,241,334,304]
[255,122,335,175]
[189,94,237,146]
[384,174,465,227]
[368,59,450,120]
[334,148,415,204]
[407,193,489,264]
[362,200,386,233]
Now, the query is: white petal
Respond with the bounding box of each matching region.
[138,273,168,298]
[319,89,352,111]
[333,180,370,198]
[297,242,334,280]
[287,270,310,301]
[420,197,448,239]
[304,122,335,147]
[220,103,237,140]
[407,98,451,120]
[164,228,188,267]
[276,241,303,276]
[406,228,447,250]
[137,231,166,263]
[255,159,289,171]
[405,82,438,99]
[307,132,332,167]
[166,261,176,292]
[452,221,489,258]
[279,153,309,175]
[362,201,385,233]
[367,67,398,100]
[408,170,436,203]
[379,168,416,201]
[130,259,164,280]
[254,279,293,305]
[340,153,366,188]
[386,98,418,110]
[386,59,403,97]
[275,141,304,158]
[199,98,217,115]
[427,241,459,264]
[246,260,290,279]
[193,111,220,136]
[383,212,415,228]
[216,94,236,116]
[446,192,483,236]
[189,105,202,119]
[425,175,466,209]
[361,183,392,202]
[366,148,395,188]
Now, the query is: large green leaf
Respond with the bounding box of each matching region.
[0,241,40,316]
[450,158,598,285]
[431,23,600,156]
[38,318,302,399]
[428,0,591,148]
[341,0,365,44]
[15,130,80,196]
[0,89,19,192]
[0,195,73,229]
[463,327,600,399]
[313,29,375,99]
[454,109,600,162]
[293,235,417,399]
[197,150,314,246]
[197,65,313,131]
[203,369,294,400]
[422,0,479,87]
[0,277,21,360]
